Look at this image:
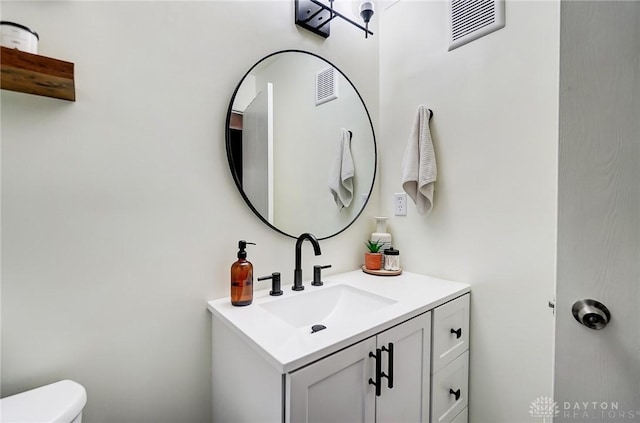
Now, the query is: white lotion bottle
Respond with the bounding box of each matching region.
[371,217,392,252]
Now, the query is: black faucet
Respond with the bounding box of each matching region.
[293,233,321,291]
[257,272,283,296]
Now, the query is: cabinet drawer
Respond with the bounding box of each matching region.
[431,351,469,423]
[432,294,469,372]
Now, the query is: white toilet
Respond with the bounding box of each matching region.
[0,380,87,423]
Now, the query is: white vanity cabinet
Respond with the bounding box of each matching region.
[208,270,470,423]
[288,312,431,423]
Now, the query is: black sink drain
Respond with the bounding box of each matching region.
[311,324,327,333]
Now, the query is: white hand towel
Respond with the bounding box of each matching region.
[328,129,355,209]
[401,105,437,216]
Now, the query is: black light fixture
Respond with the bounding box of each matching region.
[295,0,374,39]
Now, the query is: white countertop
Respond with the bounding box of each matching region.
[207,269,470,373]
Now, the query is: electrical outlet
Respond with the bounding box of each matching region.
[394,193,407,216]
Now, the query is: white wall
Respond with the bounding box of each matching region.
[1,1,574,422]
[0,2,378,422]
[378,1,559,422]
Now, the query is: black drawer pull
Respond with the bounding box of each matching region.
[368,349,382,397]
[450,328,462,339]
[381,342,394,389]
[449,388,461,401]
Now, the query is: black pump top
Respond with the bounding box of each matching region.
[237,240,256,259]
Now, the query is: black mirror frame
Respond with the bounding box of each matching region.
[225,49,377,240]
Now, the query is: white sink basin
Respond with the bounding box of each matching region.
[258,284,397,331]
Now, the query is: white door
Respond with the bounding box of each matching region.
[376,312,431,423]
[242,83,273,223]
[555,1,639,421]
[287,337,376,423]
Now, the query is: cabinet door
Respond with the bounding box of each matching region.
[287,337,376,423]
[376,312,432,423]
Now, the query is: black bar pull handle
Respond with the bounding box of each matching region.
[449,388,461,401]
[451,328,462,339]
[380,343,394,389]
[368,349,382,396]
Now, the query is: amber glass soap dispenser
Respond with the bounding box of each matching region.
[231,240,255,306]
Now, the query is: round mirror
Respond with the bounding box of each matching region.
[226,50,377,239]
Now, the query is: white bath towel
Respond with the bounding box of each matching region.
[328,129,355,209]
[401,105,437,216]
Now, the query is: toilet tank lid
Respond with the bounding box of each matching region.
[0,380,87,423]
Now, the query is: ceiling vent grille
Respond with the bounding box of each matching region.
[316,67,338,106]
[448,0,505,51]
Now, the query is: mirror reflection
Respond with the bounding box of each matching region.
[226,50,377,239]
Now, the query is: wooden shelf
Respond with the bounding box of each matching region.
[1,46,75,101]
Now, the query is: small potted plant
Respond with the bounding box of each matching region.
[364,239,384,270]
